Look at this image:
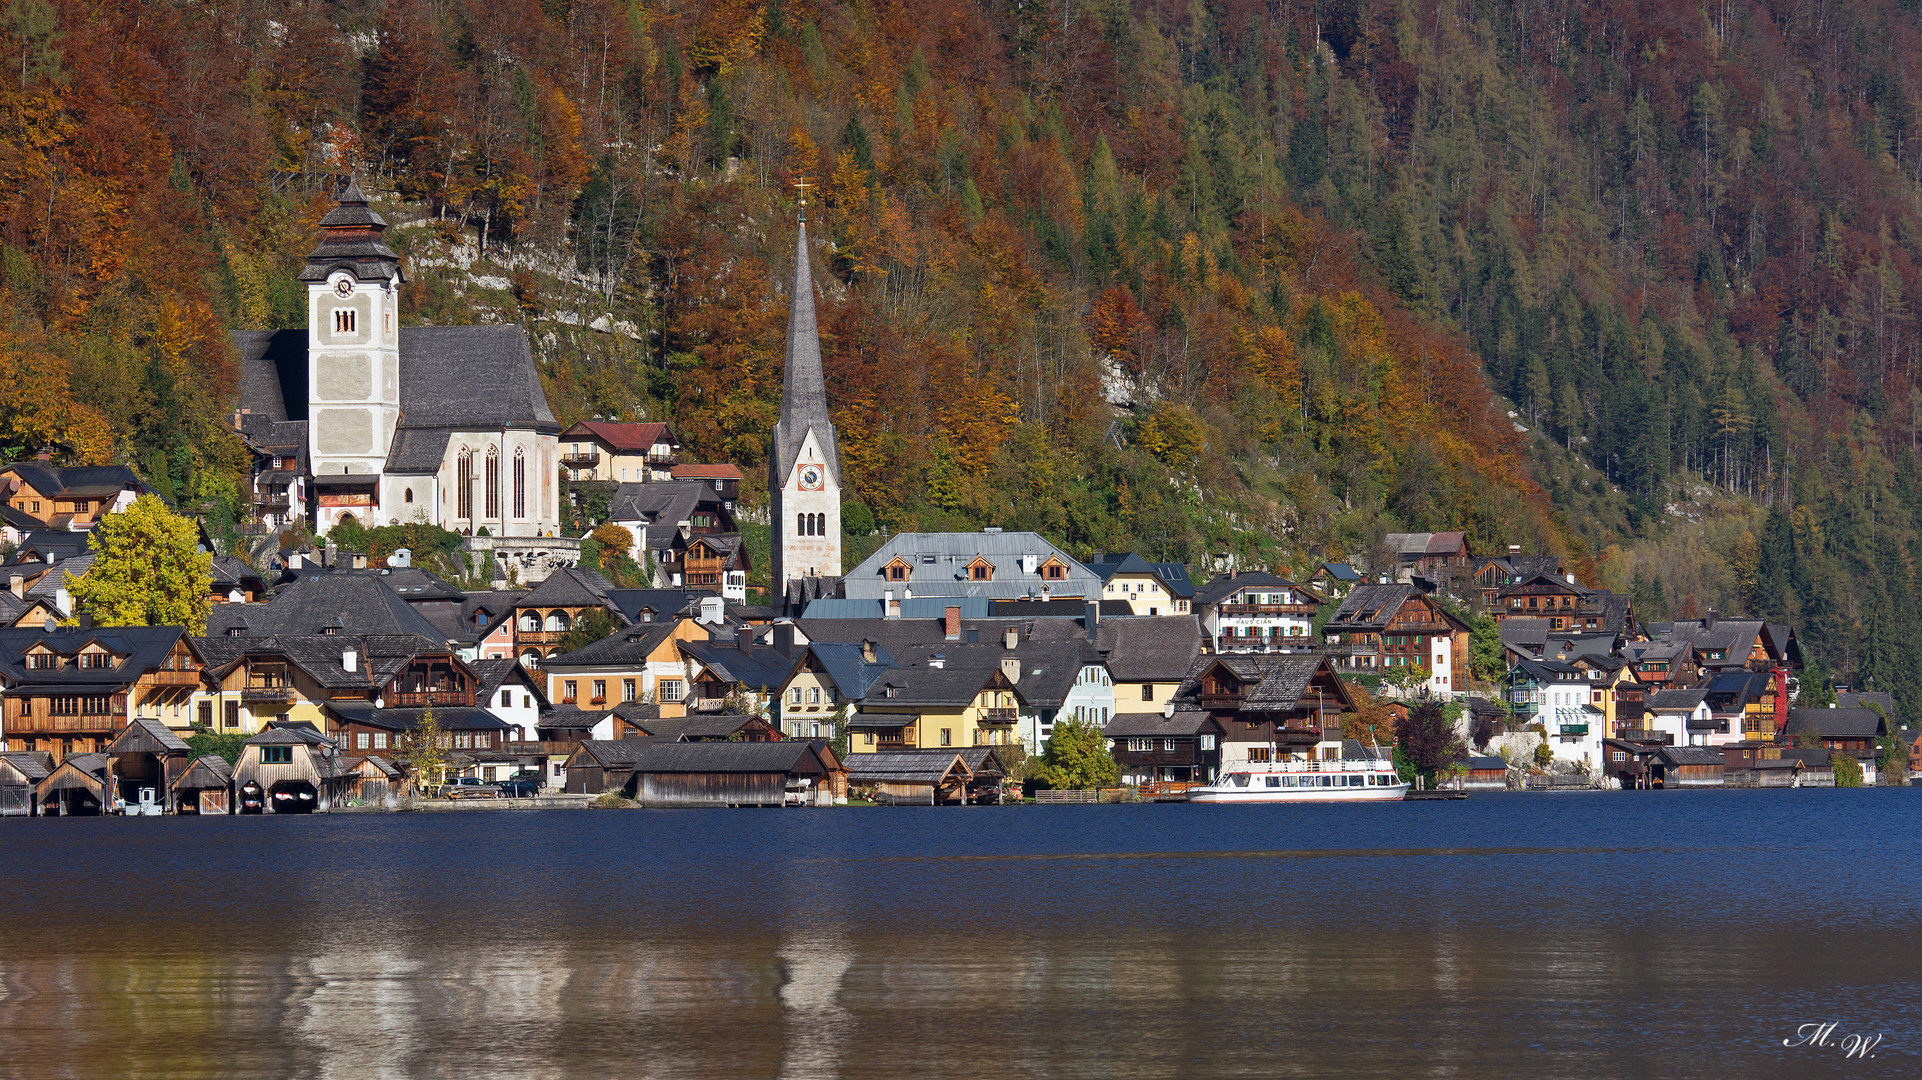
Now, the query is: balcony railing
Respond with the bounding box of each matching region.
[688,697,730,713]
[1556,724,1590,737]
[515,629,571,646]
[1217,603,1318,616]
[502,740,581,756]
[1316,642,1381,656]
[388,690,469,708]
[242,686,296,704]
[11,713,120,734]
[148,669,201,686]
[981,707,1017,723]
[560,452,602,467]
[1613,728,1674,744]
[1197,691,1243,708]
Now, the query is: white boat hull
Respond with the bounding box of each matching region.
[1187,759,1410,803]
[1188,784,1409,803]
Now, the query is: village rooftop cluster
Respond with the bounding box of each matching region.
[1,183,1911,815]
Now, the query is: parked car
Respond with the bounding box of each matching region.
[495,771,543,798]
[442,776,503,800]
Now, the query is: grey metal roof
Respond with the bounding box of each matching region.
[841,531,1101,602]
[806,641,896,701]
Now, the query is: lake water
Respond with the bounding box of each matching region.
[0,790,1917,1078]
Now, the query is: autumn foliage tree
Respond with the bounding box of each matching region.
[68,496,213,634]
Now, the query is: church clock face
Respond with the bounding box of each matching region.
[333,276,354,298]
[798,464,824,491]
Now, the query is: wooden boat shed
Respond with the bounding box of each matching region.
[0,751,52,816]
[106,717,194,812]
[845,751,975,805]
[35,753,112,815]
[170,755,235,814]
[565,738,844,806]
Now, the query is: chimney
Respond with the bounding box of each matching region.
[1000,656,1021,684]
[35,449,50,461]
[1003,626,1019,650]
[1706,609,1717,629]
[1509,544,1521,556]
[772,620,796,656]
[737,625,755,653]
[698,595,726,625]
[1565,572,1575,585]
[883,589,900,619]
[341,647,358,673]
[8,574,21,599]
[944,606,961,641]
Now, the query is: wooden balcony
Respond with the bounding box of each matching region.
[388,690,472,708]
[148,669,201,686]
[1316,642,1380,656]
[688,697,730,713]
[1217,603,1318,616]
[242,686,296,704]
[981,707,1017,724]
[10,713,121,735]
[560,451,602,467]
[1197,691,1244,708]
[515,629,571,647]
[502,740,579,756]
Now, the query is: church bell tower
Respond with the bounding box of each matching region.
[769,196,842,607]
[300,177,403,529]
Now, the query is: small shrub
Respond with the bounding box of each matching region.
[1533,742,1554,767]
[1833,754,1864,788]
[590,792,636,809]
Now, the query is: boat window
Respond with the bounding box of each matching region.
[1265,776,1281,788]
[1232,774,1250,787]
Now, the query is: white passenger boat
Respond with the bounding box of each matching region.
[1188,758,1409,803]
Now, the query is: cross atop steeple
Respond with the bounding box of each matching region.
[792,175,814,220]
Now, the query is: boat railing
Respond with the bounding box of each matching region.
[1223,759,1396,774]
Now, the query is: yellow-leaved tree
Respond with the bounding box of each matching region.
[68,495,213,634]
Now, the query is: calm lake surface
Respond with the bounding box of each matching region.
[1,790,1918,1079]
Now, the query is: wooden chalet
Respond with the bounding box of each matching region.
[1180,654,1354,762]
[0,460,143,530]
[1104,708,1224,785]
[0,626,201,762]
[1319,584,1471,692]
[1491,573,1633,635]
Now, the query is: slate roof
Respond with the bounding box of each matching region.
[1085,552,1159,583]
[206,575,448,639]
[605,589,704,622]
[1103,709,1216,738]
[1096,616,1202,682]
[1702,670,1772,711]
[680,637,805,691]
[322,702,509,733]
[516,566,615,611]
[1,751,53,782]
[537,707,612,731]
[1657,746,1725,767]
[26,554,89,598]
[1646,689,1710,711]
[629,715,770,740]
[1326,584,1423,630]
[543,622,677,667]
[568,739,654,769]
[209,555,266,594]
[863,663,1005,708]
[606,480,733,531]
[1784,708,1888,740]
[0,462,141,500]
[628,740,826,774]
[806,641,897,701]
[1185,654,1341,712]
[1384,531,1468,557]
[1149,562,1196,598]
[1499,618,1551,655]
[0,626,186,690]
[113,716,192,754]
[172,754,235,791]
[192,633,450,692]
[1194,571,1297,607]
[467,658,544,705]
[843,751,969,783]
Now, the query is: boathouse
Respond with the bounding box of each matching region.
[845,750,974,804]
[105,717,193,813]
[170,755,235,814]
[35,753,111,815]
[0,751,51,816]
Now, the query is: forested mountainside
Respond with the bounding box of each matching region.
[4,0,1922,705]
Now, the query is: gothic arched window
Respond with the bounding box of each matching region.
[797,512,808,537]
[457,449,473,520]
[512,448,526,519]
[485,447,501,520]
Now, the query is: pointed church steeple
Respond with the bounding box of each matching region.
[772,219,840,486]
[770,203,843,606]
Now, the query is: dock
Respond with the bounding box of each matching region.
[1403,789,1468,800]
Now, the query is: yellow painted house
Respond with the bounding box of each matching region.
[849,662,1025,752]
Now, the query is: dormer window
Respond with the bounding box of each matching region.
[25,651,55,670]
[78,651,111,669]
[966,556,995,582]
[1038,556,1069,581]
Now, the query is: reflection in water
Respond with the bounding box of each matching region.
[0,795,1918,1078]
[776,931,851,1080]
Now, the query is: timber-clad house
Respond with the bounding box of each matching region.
[0,627,203,762]
[1320,584,1470,697]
